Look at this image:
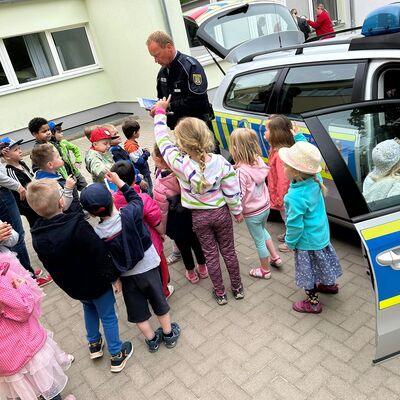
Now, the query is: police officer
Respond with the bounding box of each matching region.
[146,31,219,151]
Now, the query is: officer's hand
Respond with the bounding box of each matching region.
[155,95,171,111]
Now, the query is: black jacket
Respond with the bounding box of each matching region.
[156,51,213,129]
[102,184,152,272]
[31,213,120,300]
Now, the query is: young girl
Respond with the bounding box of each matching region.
[278,141,342,313]
[152,144,208,284]
[153,97,243,305]
[0,221,75,400]
[230,128,282,279]
[264,115,306,253]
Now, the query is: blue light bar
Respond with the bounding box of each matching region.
[361,3,400,37]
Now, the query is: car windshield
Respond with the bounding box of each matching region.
[203,3,298,53]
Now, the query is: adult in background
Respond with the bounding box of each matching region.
[291,8,311,41]
[146,31,217,140]
[307,3,334,39]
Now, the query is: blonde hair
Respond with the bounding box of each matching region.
[372,159,400,182]
[146,31,174,47]
[230,128,261,165]
[103,124,118,134]
[174,117,214,191]
[284,165,328,196]
[26,179,61,218]
[31,143,56,169]
[267,114,295,150]
[84,125,99,140]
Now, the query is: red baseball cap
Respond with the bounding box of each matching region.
[90,127,113,143]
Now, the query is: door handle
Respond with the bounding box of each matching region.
[377,250,400,271]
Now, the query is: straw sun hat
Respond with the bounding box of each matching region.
[278,141,322,175]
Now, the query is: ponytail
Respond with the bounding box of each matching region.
[313,175,328,197]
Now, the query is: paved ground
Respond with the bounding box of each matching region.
[22,114,400,399]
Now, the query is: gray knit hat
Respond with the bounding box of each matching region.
[371,139,400,176]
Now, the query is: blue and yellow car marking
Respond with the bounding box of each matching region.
[213,111,359,181]
[360,220,400,310]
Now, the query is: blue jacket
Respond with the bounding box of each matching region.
[109,146,142,184]
[102,184,152,272]
[284,177,330,251]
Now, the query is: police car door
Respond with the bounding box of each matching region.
[302,99,400,364]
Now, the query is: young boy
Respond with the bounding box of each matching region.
[0,137,39,227]
[28,117,68,178]
[26,179,133,372]
[49,121,88,191]
[80,171,180,352]
[122,119,153,197]
[110,160,173,299]
[85,127,114,184]
[31,143,82,214]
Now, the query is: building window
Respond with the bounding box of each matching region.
[52,27,95,71]
[0,25,98,93]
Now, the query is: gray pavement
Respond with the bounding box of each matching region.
[22,115,400,399]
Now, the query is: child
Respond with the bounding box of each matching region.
[279,141,342,313]
[110,160,174,298]
[80,172,181,352]
[122,119,153,197]
[84,125,99,141]
[363,139,400,202]
[26,179,132,372]
[230,128,282,279]
[85,127,114,184]
[28,117,68,179]
[0,138,40,227]
[0,221,75,400]
[31,144,82,215]
[153,144,208,284]
[153,97,243,305]
[264,114,306,253]
[49,121,88,191]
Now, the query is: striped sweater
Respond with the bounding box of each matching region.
[154,111,242,215]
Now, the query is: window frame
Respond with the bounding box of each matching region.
[0,24,100,96]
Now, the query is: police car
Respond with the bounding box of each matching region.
[187,2,400,363]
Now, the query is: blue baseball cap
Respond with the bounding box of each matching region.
[0,137,24,151]
[80,183,113,216]
[48,121,63,132]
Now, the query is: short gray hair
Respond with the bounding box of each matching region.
[146,31,174,48]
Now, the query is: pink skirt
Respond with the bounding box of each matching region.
[0,332,72,400]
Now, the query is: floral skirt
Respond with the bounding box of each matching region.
[294,243,342,290]
[0,332,72,400]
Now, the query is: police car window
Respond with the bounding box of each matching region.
[315,103,400,212]
[380,69,400,100]
[225,69,279,113]
[278,63,358,116]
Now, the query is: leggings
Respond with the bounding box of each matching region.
[174,231,206,271]
[244,208,271,259]
[192,206,242,297]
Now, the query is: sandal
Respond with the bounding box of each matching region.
[185,270,199,284]
[292,299,322,314]
[249,267,272,279]
[197,264,209,279]
[277,233,286,243]
[270,256,283,268]
[314,283,339,294]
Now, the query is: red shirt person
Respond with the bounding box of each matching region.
[307,4,334,39]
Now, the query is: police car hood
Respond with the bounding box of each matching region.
[188,153,234,195]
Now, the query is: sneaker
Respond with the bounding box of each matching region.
[292,300,322,314]
[166,251,181,265]
[110,341,133,373]
[185,269,199,284]
[36,275,53,287]
[232,287,245,300]
[212,289,228,306]
[278,243,292,253]
[197,264,209,279]
[34,268,43,277]
[166,284,175,300]
[163,322,181,349]
[145,328,163,353]
[67,354,75,363]
[89,337,104,359]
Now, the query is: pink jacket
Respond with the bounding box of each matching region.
[153,172,181,232]
[236,157,270,217]
[0,258,46,376]
[267,149,290,211]
[113,186,164,255]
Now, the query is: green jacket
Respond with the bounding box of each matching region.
[85,148,114,184]
[58,139,84,177]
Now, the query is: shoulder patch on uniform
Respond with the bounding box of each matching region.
[193,73,202,86]
[186,57,197,66]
